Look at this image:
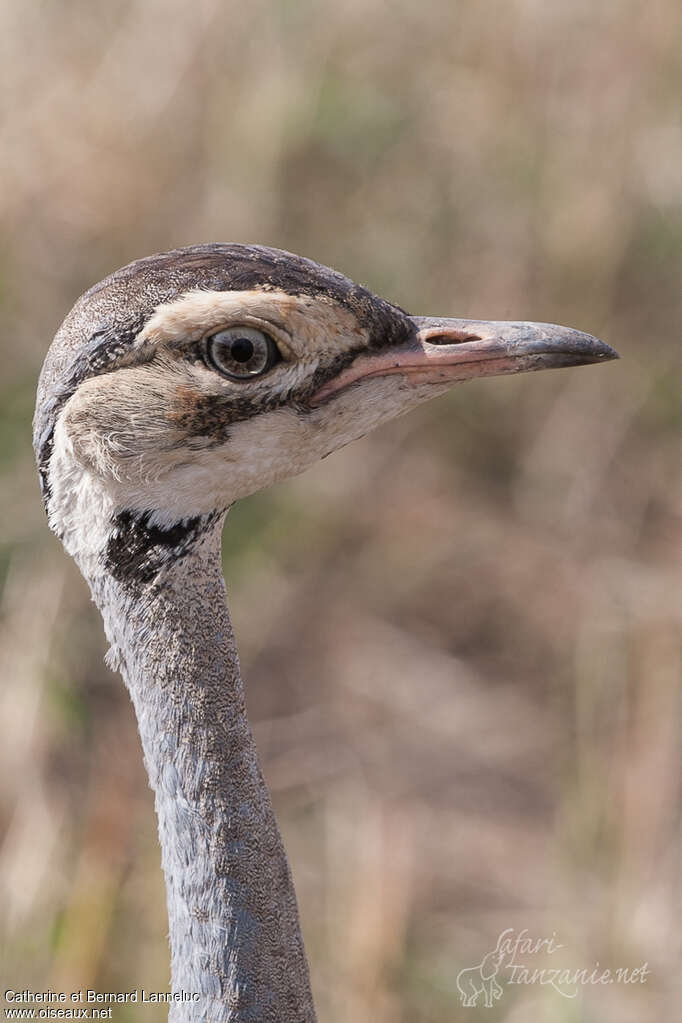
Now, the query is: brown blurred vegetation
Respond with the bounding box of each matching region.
[1,1,681,1020]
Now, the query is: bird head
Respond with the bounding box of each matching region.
[34,244,616,582]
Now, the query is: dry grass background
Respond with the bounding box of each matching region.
[1,1,681,1020]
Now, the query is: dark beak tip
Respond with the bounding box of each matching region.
[582,336,620,363]
[552,327,619,365]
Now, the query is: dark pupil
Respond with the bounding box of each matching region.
[230,337,255,363]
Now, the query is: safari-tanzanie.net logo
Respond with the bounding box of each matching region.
[455,928,649,1008]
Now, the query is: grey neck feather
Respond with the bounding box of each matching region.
[88,515,316,1023]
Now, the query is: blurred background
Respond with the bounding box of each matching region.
[1,1,681,1020]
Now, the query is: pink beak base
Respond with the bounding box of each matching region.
[312,317,618,404]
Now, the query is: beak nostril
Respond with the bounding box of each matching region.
[425,331,482,346]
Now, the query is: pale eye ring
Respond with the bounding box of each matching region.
[205,326,281,380]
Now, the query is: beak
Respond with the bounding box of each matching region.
[313,317,618,403]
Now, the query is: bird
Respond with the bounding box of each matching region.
[33,244,617,1022]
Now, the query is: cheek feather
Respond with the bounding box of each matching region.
[168,386,233,446]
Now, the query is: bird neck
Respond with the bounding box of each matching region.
[89,514,316,1023]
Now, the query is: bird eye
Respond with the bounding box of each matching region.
[206,327,281,380]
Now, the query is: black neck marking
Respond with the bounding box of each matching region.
[105,509,225,584]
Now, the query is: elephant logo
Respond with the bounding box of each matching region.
[456,949,506,1008]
